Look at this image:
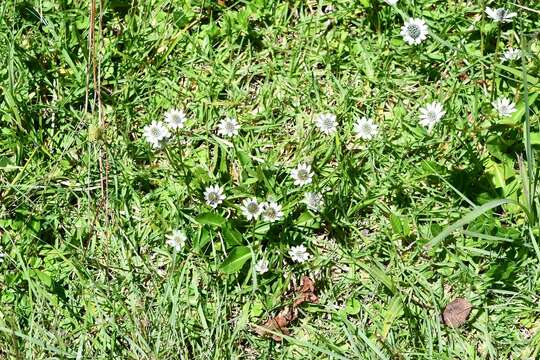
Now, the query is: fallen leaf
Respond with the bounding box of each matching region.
[230,161,240,184]
[293,276,319,307]
[442,298,472,328]
[256,307,297,341]
[255,276,318,341]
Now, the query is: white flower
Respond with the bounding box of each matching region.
[492,97,517,117]
[241,198,262,221]
[384,0,398,5]
[322,5,334,14]
[261,201,283,222]
[204,185,225,208]
[304,192,323,212]
[501,48,521,62]
[291,163,313,187]
[143,121,170,148]
[166,230,186,252]
[419,101,446,131]
[217,117,240,137]
[400,18,428,45]
[255,259,269,274]
[485,7,517,23]
[165,109,187,129]
[288,244,310,263]
[314,113,337,135]
[0,247,5,263]
[353,117,379,140]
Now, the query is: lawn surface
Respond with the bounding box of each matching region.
[1,0,540,358]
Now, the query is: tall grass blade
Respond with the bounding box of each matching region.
[426,199,531,249]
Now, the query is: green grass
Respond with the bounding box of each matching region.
[1,0,540,358]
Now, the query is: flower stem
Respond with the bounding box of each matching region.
[490,26,502,100]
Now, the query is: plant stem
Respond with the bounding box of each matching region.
[490,26,501,100]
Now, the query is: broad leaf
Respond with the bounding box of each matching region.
[220,246,251,274]
[195,213,226,226]
[222,223,243,246]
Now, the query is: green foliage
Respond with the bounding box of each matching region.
[219,246,251,274]
[1,0,540,359]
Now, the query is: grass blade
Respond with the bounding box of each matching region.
[425,199,530,249]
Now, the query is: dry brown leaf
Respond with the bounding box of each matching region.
[230,161,240,184]
[255,276,318,341]
[442,298,472,328]
[293,276,319,307]
[256,307,297,341]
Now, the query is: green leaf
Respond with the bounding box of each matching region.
[486,134,515,162]
[358,261,396,294]
[358,0,370,7]
[27,270,52,288]
[195,213,226,226]
[485,158,515,190]
[195,227,211,251]
[353,43,375,80]
[425,198,530,249]
[344,298,361,315]
[234,302,251,333]
[419,160,445,176]
[381,295,404,340]
[220,246,251,274]
[390,213,402,234]
[530,133,540,145]
[237,149,253,169]
[295,211,315,226]
[250,299,264,317]
[222,223,243,246]
[496,64,538,85]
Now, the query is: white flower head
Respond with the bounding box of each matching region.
[0,247,6,263]
[492,97,517,117]
[354,117,379,140]
[485,7,517,23]
[217,117,240,137]
[304,192,323,212]
[261,201,283,222]
[166,230,186,252]
[143,121,170,148]
[384,0,398,5]
[419,101,445,131]
[400,18,428,45]
[165,109,187,130]
[241,198,262,221]
[291,163,313,187]
[323,5,335,14]
[255,259,269,274]
[314,113,337,135]
[501,48,521,62]
[204,185,225,208]
[288,244,310,263]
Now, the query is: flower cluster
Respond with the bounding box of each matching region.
[149,4,521,276]
[143,112,244,148]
